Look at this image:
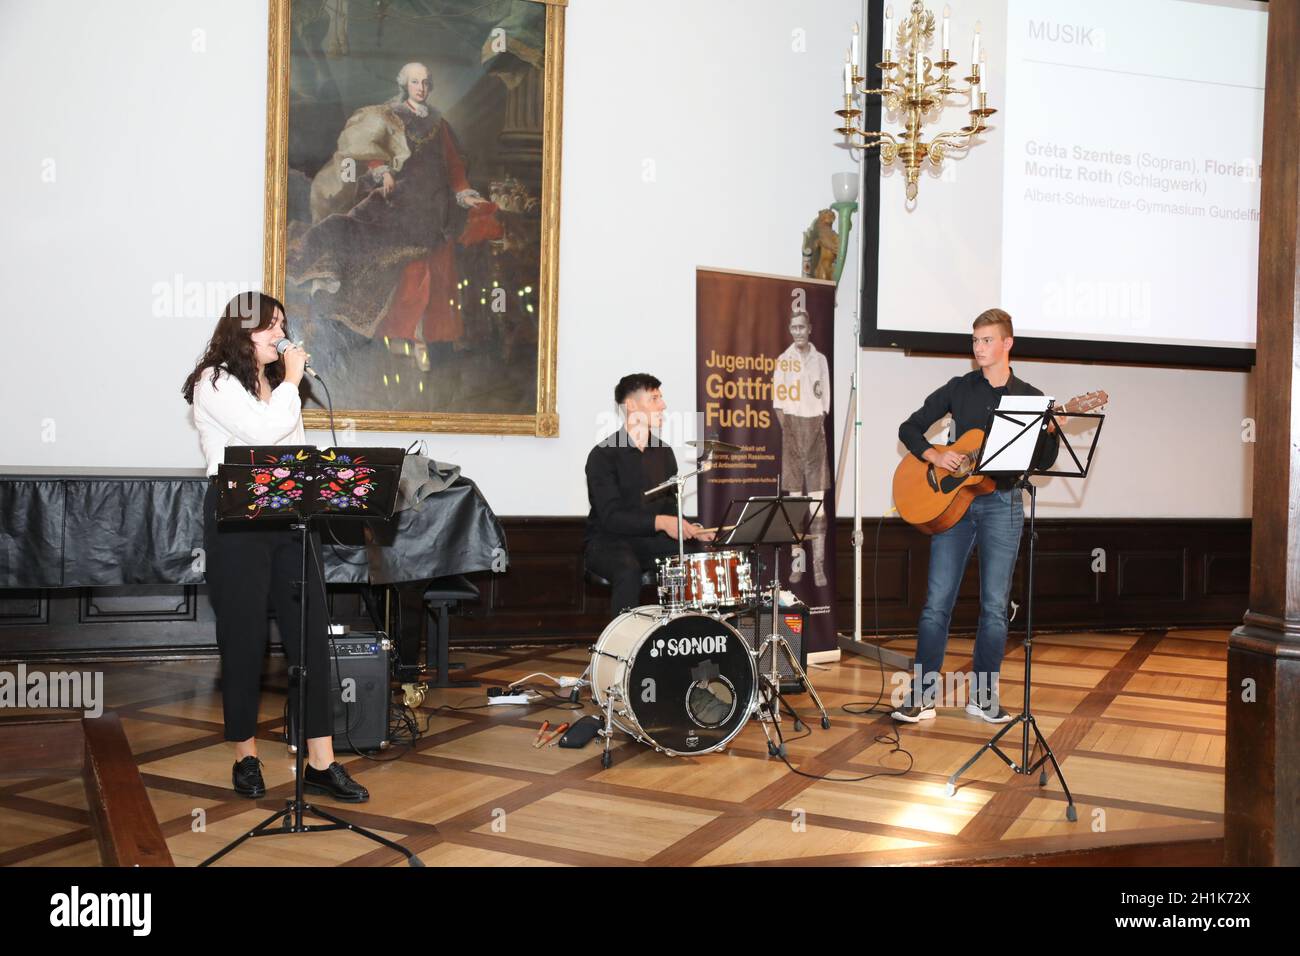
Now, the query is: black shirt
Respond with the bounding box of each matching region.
[585,428,681,542]
[898,367,1060,490]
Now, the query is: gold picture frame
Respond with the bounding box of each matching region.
[262,0,566,437]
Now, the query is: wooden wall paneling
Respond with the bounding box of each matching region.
[0,517,1252,660]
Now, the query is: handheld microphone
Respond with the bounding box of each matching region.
[276,338,320,379]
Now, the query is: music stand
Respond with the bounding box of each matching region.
[200,444,424,866]
[718,494,831,752]
[945,400,1104,822]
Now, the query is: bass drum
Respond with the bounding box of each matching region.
[590,607,757,756]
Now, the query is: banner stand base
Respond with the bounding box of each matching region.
[836,634,913,672]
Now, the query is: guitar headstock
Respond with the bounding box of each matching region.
[1055,390,1109,416]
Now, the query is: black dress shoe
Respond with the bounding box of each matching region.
[232,756,266,798]
[303,761,369,803]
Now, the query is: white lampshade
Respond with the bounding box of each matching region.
[831,171,859,202]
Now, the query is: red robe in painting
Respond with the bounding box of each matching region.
[369,120,468,343]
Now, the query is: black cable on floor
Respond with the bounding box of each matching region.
[765,684,915,783]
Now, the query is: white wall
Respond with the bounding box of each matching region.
[0,0,1253,518]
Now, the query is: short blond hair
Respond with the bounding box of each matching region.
[973,308,1013,339]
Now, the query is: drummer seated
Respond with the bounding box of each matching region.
[585,373,714,614]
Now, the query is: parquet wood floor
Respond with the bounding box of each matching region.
[0,627,1224,866]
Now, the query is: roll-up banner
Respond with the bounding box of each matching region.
[696,267,838,654]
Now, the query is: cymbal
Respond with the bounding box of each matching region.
[686,438,742,454]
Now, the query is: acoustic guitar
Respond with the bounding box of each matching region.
[892,390,1109,535]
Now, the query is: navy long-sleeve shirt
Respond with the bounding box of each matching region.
[898,368,1060,490]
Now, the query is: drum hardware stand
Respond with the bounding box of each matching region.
[754,676,816,758]
[587,644,626,769]
[643,450,716,565]
[597,681,621,769]
[944,402,1104,821]
[755,543,830,750]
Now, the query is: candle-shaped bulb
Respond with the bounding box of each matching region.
[979,49,988,95]
[844,53,853,95]
[884,5,893,55]
[851,21,860,70]
[942,6,950,51]
[972,20,981,67]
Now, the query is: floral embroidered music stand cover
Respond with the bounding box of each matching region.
[216,446,403,521]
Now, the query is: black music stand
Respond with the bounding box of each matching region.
[200,445,424,867]
[719,494,831,751]
[946,401,1104,821]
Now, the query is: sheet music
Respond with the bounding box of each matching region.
[979,395,1053,475]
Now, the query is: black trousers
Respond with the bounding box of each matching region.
[585,533,699,615]
[203,484,333,741]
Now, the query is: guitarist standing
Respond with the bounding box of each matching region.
[892,309,1060,724]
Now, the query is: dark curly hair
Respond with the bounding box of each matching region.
[182,292,291,405]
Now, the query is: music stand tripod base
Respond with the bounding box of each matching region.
[941,476,1079,822]
[943,403,1101,822]
[717,494,831,739]
[943,704,1078,823]
[198,519,426,866]
[203,447,426,866]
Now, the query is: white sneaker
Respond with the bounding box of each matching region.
[891,704,937,723]
[965,700,1013,723]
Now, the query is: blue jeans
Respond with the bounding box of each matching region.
[909,488,1024,709]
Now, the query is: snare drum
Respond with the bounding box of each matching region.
[656,549,755,612]
[589,607,757,756]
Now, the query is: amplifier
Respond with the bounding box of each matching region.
[726,600,808,695]
[288,633,391,752]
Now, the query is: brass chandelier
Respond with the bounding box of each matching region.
[837,0,997,201]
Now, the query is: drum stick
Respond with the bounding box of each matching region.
[540,722,570,747]
[532,720,551,748]
[695,524,737,534]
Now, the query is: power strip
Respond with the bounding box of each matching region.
[487,693,534,706]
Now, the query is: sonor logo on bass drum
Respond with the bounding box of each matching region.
[650,635,730,657]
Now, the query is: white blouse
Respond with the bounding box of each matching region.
[192,366,307,476]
